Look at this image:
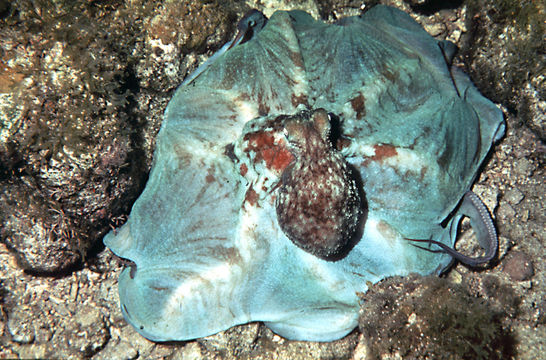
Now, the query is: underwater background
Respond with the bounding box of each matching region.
[0,0,543,358]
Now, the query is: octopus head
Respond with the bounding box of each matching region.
[276,109,364,260]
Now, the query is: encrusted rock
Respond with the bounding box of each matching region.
[502,250,535,282]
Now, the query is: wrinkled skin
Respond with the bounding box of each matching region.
[104,6,504,342]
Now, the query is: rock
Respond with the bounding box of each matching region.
[0,0,240,273]
[94,339,139,360]
[7,306,35,344]
[171,342,204,360]
[463,0,545,139]
[63,308,110,356]
[358,275,516,359]
[514,158,536,177]
[504,187,525,205]
[503,251,535,281]
[498,201,517,221]
[0,1,148,273]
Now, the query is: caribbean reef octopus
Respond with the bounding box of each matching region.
[104,5,505,342]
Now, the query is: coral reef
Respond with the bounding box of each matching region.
[0,0,243,272]
[0,0,543,358]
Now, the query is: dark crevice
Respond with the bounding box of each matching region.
[408,0,464,15]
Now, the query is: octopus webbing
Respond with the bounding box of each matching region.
[104,6,505,342]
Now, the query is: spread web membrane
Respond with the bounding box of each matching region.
[104,5,504,342]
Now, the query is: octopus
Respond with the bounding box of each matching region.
[104,6,505,342]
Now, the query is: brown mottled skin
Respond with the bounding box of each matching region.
[276,109,362,260]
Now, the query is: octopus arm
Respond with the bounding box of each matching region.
[294,5,458,105]
[184,10,309,117]
[408,191,498,266]
[181,10,267,87]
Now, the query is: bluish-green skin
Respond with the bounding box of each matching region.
[104,6,504,342]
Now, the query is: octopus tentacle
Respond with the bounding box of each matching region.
[408,191,498,266]
[182,10,267,87]
[227,9,268,50]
